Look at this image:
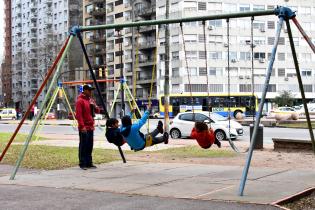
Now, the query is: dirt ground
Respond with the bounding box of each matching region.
[128,140,315,170]
[284,191,315,210]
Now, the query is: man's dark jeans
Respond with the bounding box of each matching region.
[79,130,94,167]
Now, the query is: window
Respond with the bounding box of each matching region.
[172,35,179,44]
[199,51,206,59]
[208,2,222,13]
[278,53,285,61]
[278,37,285,45]
[179,113,194,121]
[209,51,222,60]
[239,4,250,12]
[239,84,251,92]
[253,5,265,11]
[195,113,208,122]
[226,51,237,60]
[268,84,276,92]
[209,20,222,27]
[85,4,93,14]
[184,84,207,92]
[172,68,179,77]
[300,7,311,15]
[209,67,223,76]
[254,52,265,60]
[184,34,197,43]
[300,53,311,62]
[254,68,266,77]
[303,85,312,92]
[223,3,237,12]
[209,35,223,44]
[183,1,197,11]
[278,68,285,77]
[115,12,123,19]
[268,37,275,45]
[253,21,265,30]
[198,34,205,43]
[301,69,312,77]
[186,51,197,59]
[240,52,251,61]
[199,67,207,76]
[267,21,275,29]
[253,36,265,45]
[198,2,206,10]
[172,51,179,60]
[209,84,223,92]
[187,67,198,76]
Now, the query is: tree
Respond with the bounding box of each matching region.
[273,90,295,107]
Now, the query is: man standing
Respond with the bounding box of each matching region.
[75,84,99,170]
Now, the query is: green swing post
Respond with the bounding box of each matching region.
[10,36,74,180]
[34,87,60,141]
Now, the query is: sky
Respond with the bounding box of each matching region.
[0,0,4,63]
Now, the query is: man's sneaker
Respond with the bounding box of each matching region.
[163,132,169,144]
[215,139,221,148]
[88,165,97,169]
[157,120,163,134]
[80,166,88,170]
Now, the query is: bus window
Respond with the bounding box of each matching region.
[181,97,189,105]
[161,97,165,105]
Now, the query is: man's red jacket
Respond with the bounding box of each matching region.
[190,127,215,149]
[75,93,100,131]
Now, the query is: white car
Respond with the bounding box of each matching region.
[169,112,244,141]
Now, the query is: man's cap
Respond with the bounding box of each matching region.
[83,84,95,91]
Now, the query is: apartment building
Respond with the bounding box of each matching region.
[11,0,82,110]
[1,0,12,107]
[83,0,157,116]
[156,0,315,110]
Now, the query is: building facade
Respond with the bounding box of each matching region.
[83,0,157,116]
[1,0,13,107]
[11,0,82,110]
[156,0,315,111]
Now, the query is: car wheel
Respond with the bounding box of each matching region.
[170,128,181,139]
[215,130,226,141]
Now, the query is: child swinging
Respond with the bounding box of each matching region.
[190,122,221,149]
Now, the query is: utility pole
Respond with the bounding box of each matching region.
[164,0,170,132]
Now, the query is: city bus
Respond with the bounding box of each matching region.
[159,93,258,118]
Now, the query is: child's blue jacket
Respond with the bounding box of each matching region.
[120,111,149,150]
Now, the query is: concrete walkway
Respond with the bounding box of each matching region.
[0,161,314,207]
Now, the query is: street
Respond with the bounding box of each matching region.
[0,120,311,144]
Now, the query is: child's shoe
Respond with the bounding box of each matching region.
[163,132,169,144]
[215,138,221,148]
[157,120,163,134]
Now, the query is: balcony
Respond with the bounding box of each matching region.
[91,0,104,3]
[90,8,106,17]
[89,34,106,43]
[30,14,37,21]
[106,44,114,50]
[139,40,156,49]
[135,5,156,17]
[30,33,37,41]
[30,43,38,49]
[139,58,154,66]
[29,53,37,60]
[30,23,37,31]
[139,25,156,33]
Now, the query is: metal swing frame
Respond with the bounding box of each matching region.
[0,8,313,199]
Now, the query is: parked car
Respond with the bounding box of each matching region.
[94,114,104,120]
[169,112,244,141]
[0,108,17,120]
[45,112,56,120]
[269,106,297,116]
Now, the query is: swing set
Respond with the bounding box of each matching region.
[1,6,315,197]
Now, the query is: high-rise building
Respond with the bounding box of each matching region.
[11,0,83,110]
[156,0,315,111]
[1,0,12,107]
[83,0,157,116]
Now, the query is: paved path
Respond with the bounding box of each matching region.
[1,162,314,208]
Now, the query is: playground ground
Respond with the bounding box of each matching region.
[0,130,315,209]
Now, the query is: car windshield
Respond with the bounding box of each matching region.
[210,113,227,121]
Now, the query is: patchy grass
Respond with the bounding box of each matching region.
[139,146,236,158]
[0,145,120,170]
[278,122,315,129]
[0,132,47,143]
